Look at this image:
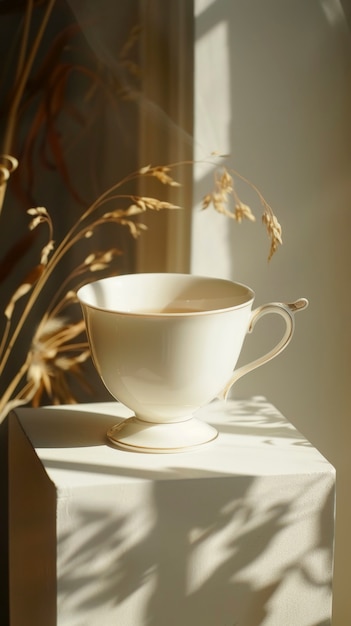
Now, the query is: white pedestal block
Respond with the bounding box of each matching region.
[9,397,335,626]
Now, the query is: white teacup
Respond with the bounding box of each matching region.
[77,273,307,452]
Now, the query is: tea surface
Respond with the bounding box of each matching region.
[132,306,205,314]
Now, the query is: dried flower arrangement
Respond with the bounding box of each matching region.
[0,1,282,422]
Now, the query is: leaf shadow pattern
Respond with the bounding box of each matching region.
[53,437,334,624]
[217,395,313,446]
[13,398,334,625]
[56,479,334,625]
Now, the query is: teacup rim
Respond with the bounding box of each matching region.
[76,272,255,316]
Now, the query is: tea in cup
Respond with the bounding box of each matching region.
[77,273,307,452]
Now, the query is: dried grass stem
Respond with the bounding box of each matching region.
[2,0,56,158]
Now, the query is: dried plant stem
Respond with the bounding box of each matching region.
[0,157,278,387]
[0,0,55,215]
[15,0,34,82]
[16,380,35,402]
[0,154,18,214]
[0,319,11,361]
[0,352,32,415]
[0,153,282,419]
[0,164,179,416]
[230,168,275,217]
[60,342,88,352]
[1,0,56,158]
[0,168,161,385]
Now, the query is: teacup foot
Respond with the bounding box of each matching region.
[107,416,218,453]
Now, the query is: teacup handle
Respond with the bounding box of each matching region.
[219,298,308,400]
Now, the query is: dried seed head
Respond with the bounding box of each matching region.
[218,169,233,193]
[150,166,181,187]
[27,317,90,407]
[41,240,54,265]
[262,211,283,260]
[201,166,282,259]
[4,264,44,320]
[234,202,256,223]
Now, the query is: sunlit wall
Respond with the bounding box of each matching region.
[192,1,351,624]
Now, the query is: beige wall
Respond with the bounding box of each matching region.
[192,1,351,623]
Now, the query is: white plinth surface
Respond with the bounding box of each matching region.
[9,397,335,626]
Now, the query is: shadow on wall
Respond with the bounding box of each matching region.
[56,466,334,626]
[16,398,332,626]
[8,398,335,625]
